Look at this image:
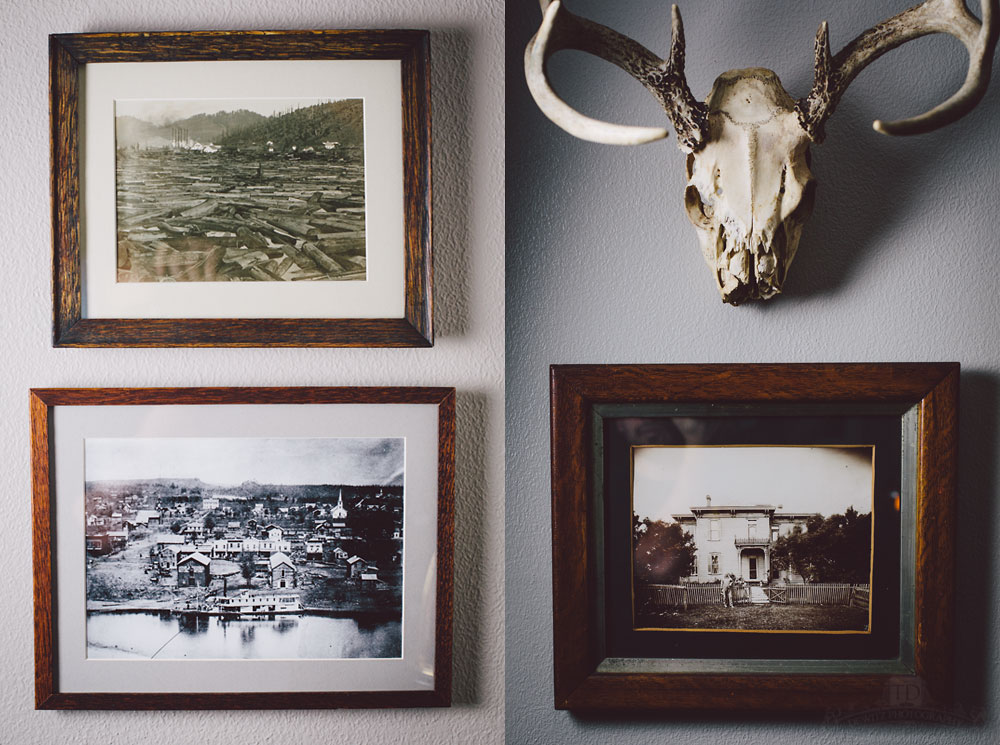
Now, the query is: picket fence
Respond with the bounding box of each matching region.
[849,584,871,611]
[642,583,870,609]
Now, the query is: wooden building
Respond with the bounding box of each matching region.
[177,551,212,587]
[268,551,296,589]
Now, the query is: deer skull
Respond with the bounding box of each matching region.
[526,0,998,304]
[684,70,815,304]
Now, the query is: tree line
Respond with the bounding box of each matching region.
[634,508,872,585]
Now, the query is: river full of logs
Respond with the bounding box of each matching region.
[116,149,367,282]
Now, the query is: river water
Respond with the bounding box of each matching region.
[87,611,400,659]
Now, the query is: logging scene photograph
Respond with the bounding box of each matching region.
[631,445,875,633]
[114,98,367,283]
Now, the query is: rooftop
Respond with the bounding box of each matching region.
[268,551,294,569]
[691,504,777,513]
[178,551,211,566]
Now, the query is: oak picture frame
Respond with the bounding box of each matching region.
[549,363,958,714]
[31,386,454,709]
[50,29,432,347]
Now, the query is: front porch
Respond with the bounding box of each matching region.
[734,540,769,585]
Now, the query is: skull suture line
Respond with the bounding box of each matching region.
[525,0,998,305]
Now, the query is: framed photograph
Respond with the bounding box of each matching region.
[50,29,432,347]
[550,363,958,713]
[31,387,454,708]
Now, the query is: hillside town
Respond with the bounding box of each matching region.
[85,480,403,617]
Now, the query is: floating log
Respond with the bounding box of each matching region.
[120,208,171,226]
[235,226,269,251]
[246,265,274,282]
[125,231,169,243]
[266,215,317,239]
[180,199,220,219]
[222,249,270,270]
[272,256,294,279]
[115,149,366,282]
[244,216,299,245]
[171,246,226,282]
[316,198,358,211]
[317,236,366,257]
[300,242,345,274]
[311,216,364,233]
[277,243,317,271]
[315,229,366,242]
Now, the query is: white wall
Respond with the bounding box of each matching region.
[0,1,503,743]
[507,0,1000,741]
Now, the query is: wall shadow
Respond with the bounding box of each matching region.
[430,27,475,339]
[778,71,1000,305]
[953,370,997,716]
[451,390,491,705]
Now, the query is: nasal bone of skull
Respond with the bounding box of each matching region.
[683,69,815,304]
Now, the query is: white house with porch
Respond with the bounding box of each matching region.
[672,496,818,585]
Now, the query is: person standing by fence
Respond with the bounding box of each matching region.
[721,573,734,608]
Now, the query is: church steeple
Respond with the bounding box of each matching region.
[331,488,348,520]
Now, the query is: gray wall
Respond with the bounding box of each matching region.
[1,1,503,743]
[506,0,999,742]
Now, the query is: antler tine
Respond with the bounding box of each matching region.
[799,0,999,141]
[660,5,710,151]
[525,1,708,150]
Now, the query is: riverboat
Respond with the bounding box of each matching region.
[211,590,303,616]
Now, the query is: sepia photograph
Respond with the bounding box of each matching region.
[114,98,366,283]
[632,445,874,633]
[84,437,403,660]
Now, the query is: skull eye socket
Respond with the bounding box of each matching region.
[683,152,715,230]
[684,184,715,229]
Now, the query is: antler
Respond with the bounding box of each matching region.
[798,0,999,141]
[525,0,708,151]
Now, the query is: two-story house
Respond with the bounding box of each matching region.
[672,495,817,584]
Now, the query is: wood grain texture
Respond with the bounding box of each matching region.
[50,36,80,346]
[913,364,959,706]
[53,30,426,62]
[433,389,456,706]
[53,319,431,348]
[30,392,56,709]
[549,363,959,713]
[401,32,433,346]
[49,30,432,348]
[552,362,957,404]
[30,386,455,709]
[550,368,600,707]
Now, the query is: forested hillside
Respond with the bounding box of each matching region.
[219,99,364,150]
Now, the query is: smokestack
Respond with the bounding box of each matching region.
[706,495,712,507]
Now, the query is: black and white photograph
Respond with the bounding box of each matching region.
[84,437,403,660]
[114,98,366,283]
[632,445,875,633]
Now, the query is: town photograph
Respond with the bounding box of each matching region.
[632,445,874,633]
[84,437,403,659]
[114,98,366,282]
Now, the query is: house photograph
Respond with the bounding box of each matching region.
[632,445,875,632]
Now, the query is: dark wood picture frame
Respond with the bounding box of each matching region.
[550,363,958,713]
[31,386,454,709]
[50,30,432,347]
